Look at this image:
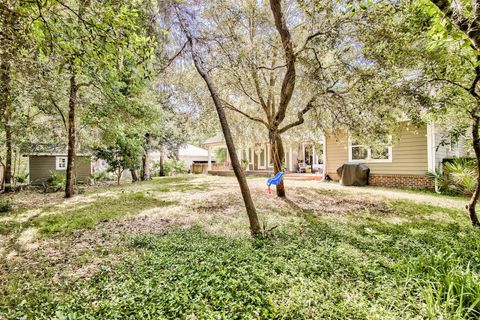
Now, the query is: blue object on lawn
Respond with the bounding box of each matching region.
[266,171,285,193]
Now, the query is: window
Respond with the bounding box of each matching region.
[349,138,392,163]
[56,157,67,170]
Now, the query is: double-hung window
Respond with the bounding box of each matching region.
[348,137,392,163]
[56,157,68,170]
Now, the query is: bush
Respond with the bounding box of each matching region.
[164,158,188,175]
[430,158,477,196]
[0,199,12,213]
[43,171,66,193]
[241,158,249,168]
[152,159,188,176]
[14,172,29,185]
[88,170,114,185]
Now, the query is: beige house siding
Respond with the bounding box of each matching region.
[325,133,349,179]
[29,156,91,185]
[325,124,429,178]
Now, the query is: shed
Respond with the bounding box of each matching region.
[26,154,92,185]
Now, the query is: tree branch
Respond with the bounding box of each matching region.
[278,98,316,134]
[270,0,296,127]
[49,96,67,131]
[161,41,188,71]
[295,31,326,56]
[430,0,480,50]
[222,100,269,127]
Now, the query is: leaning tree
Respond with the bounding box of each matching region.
[180,0,359,197]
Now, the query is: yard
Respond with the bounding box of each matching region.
[1,176,479,319]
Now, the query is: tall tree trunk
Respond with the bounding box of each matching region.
[142,133,152,181]
[4,118,13,192]
[0,60,10,125]
[1,59,12,192]
[179,18,261,236]
[467,116,480,227]
[159,145,165,177]
[270,130,286,197]
[130,168,139,182]
[65,69,77,198]
[117,168,122,185]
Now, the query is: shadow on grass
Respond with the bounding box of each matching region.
[2,193,480,319]
[1,192,178,237]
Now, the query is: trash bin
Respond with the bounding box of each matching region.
[336,163,370,186]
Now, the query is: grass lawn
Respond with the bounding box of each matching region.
[1,175,479,319]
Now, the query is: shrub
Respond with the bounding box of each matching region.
[432,158,477,196]
[14,172,29,185]
[88,170,113,185]
[43,171,66,193]
[0,199,12,213]
[164,158,188,176]
[241,158,249,168]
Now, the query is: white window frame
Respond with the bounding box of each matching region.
[56,156,68,170]
[348,136,393,163]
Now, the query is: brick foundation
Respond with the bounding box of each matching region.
[327,172,434,189]
[368,174,434,189]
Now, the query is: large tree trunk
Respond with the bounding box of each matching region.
[4,118,13,193]
[271,130,286,197]
[179,19,261,236]
[159,145,165,177]
[117,169,122,185]
[141,133,152,181]
[0,60,10,125]
[1,59,12,192]
[467,116,480,227]
[130,168,139,182]
[65,69,77,198]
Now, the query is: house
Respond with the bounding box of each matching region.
[203,122,467,188]
[324,122,467,188]
[149,144,210,172]
[26,154,92,185]
[202,133,325,176]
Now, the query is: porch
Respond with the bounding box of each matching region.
[207,170,324,181]
[203,134,325,175]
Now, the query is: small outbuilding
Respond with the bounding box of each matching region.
[26,154,92,185]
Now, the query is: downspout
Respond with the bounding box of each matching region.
[427,122,440,193]
[322,134,327,182]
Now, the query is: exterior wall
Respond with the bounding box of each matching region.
[434,129,449,170]
[369,174,434,189]
[29,156,91,185]
[325,124,430,186]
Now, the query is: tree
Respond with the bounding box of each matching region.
[0,1,34,192]
[177,0,357,197]
[94,134,144,185]
[32,0,154,197]
[173,3,262,236]
[348,0,480,226]
[425,1,480,225]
